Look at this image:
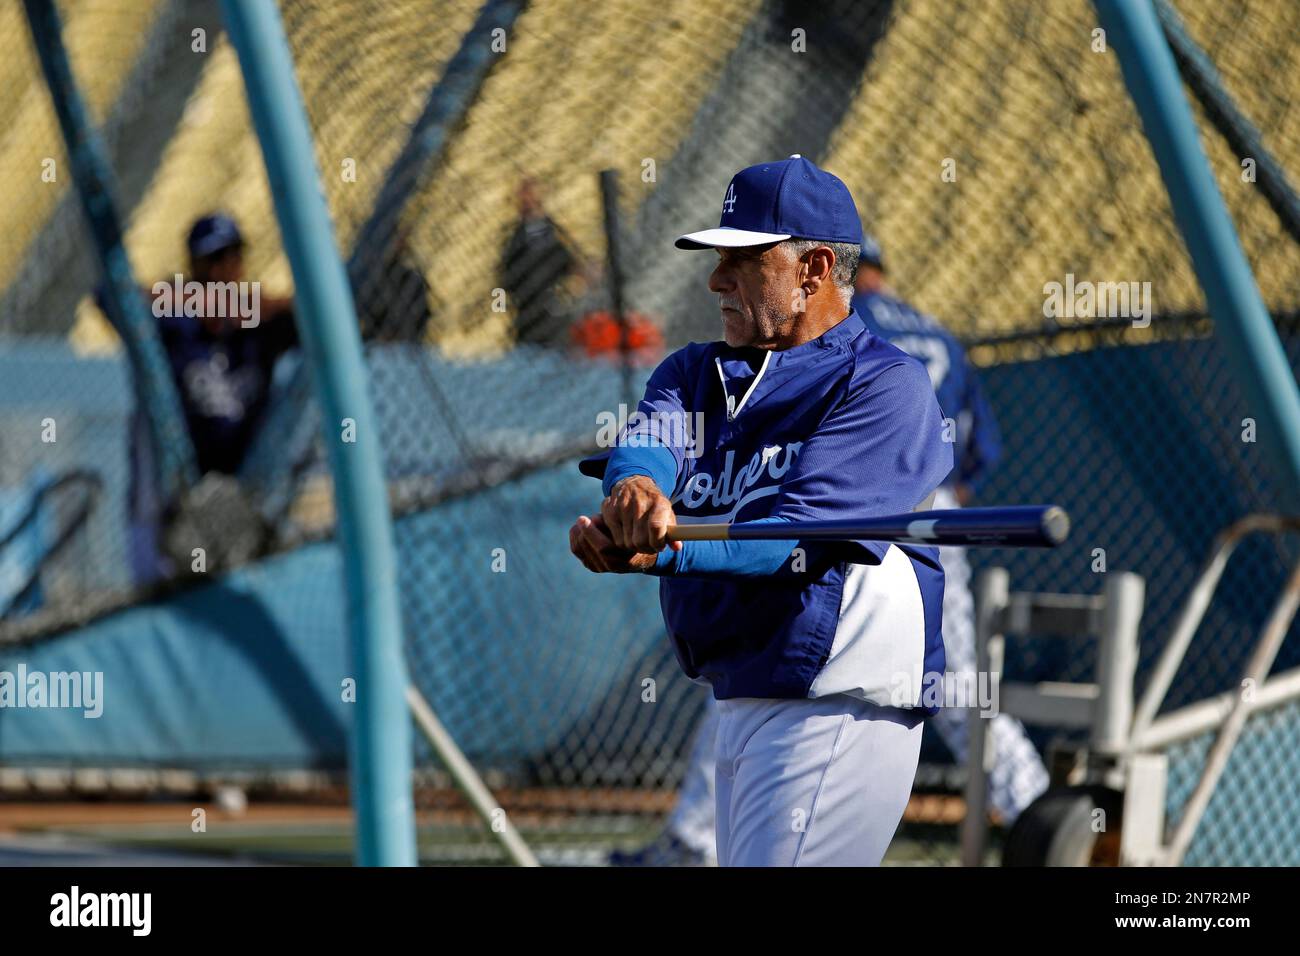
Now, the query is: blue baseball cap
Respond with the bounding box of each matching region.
[187,213,244,259]
[676,155,863,250]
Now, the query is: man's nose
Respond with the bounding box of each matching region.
[708,261,733,294]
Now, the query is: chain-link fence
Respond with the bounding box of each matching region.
[2,0,1299,865]
[1166,696,1300,867]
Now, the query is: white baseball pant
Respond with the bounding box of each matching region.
[712,695,924,866]
[664,488,1050,858]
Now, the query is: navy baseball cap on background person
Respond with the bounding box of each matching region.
[675,155,863,250]
[187,213,244,259]
[859,233,884,270]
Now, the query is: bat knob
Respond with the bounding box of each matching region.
[1041,506,1071,545]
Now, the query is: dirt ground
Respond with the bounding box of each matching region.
[0,791,966,831]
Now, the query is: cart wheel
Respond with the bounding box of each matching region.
[1002,786,1123,866]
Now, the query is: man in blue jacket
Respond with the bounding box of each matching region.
[570,157,951,866]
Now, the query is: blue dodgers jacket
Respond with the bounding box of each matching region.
[579,309,953,710]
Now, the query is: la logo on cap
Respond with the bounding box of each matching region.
[675,153,862,251]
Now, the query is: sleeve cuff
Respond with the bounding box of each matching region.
[644,545,680,576]
[601,441,678,497]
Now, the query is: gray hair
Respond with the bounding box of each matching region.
[785,239,860,297]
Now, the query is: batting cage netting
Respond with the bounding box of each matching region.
[2,0,1299,865]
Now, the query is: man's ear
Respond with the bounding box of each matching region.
[802,245,835,295]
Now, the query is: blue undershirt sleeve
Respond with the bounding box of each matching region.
[601,440,678,498]
[599,349,694,496]
[646,517,844,579]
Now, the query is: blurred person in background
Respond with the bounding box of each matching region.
[500,177,586,347]
[851,234,1050,829]
[359,226,434,344]
[111,213,296,585]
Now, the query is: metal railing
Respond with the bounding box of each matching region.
[964,514,1300,866]
[960,568,1145,866]
[1132,514,1300,865]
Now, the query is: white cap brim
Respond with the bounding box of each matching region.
[674,227,792,250]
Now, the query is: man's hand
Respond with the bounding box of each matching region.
[569,514,660,574]
[600,475,682,554]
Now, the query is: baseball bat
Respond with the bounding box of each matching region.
[666,505,1070,548]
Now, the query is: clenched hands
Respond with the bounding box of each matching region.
[569,475,682,574]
